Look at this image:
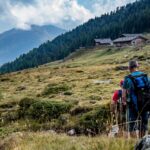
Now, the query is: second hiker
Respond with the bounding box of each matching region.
[111,80,126,134]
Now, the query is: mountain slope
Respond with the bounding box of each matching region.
[0,0,150,73]
[0,25,66,65]
[0,45,149,142]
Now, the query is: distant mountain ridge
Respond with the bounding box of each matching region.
[0,0,150,73]
[0,25,66,65]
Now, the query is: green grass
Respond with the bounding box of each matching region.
[1,132,136,150]
[0,45,150,149]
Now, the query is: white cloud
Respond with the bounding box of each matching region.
[0,0,136,31]
[1,0,93,30]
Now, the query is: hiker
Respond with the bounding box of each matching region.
[111,80,126,130]
[122,60,150,138]
[111,80,124,113]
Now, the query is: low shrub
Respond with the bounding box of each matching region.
[19,98,36,109]
[79,104,110,134]
[28,101,73,122]
[42,83,70,96]
[18,98,73,122]
[18,98,37,118]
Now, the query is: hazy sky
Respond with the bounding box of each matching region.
[0,0,136,33]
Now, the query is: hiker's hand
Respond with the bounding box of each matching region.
[122,97,126,106]
[123,101,126,106]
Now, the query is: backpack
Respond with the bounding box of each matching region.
[128,73,150,112]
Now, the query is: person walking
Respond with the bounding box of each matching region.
[122,60,150,138]
[111,80,126,136]
[111,80,125,124]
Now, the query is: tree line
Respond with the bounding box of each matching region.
[0,0,150,73]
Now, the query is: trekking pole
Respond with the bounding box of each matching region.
[120,98,123,134]
[110,104,115,126]
[116,104,118,125]
[126,103,130,138]
[139,119,142,139]
[110,111,113,127]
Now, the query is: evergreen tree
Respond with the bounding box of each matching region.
[0,0,150,73]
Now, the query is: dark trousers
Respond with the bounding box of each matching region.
[127,105,148,132]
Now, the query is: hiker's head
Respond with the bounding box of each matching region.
[128,60,139,72]
[120,80,124,88]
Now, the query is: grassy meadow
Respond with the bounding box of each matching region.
[1,132,136,150]
[0,45,150,149]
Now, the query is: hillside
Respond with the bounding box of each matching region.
[0,25,66,65]
[0,0,150,73]
[0,45,150,149]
